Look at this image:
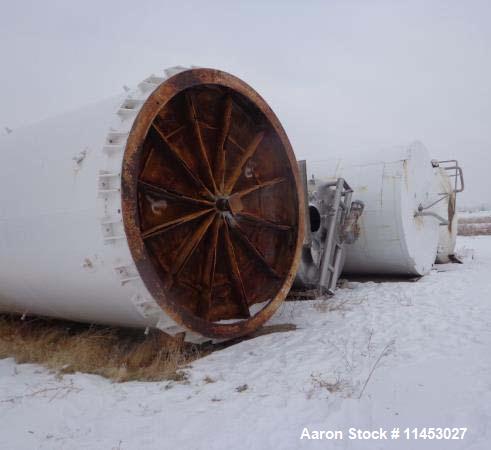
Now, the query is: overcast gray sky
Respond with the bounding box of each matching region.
[1,0,490,207]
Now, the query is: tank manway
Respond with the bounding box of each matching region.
[0,67,304,342]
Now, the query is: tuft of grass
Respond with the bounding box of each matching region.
[310,373,345,394]
[0,314,204,382]
[458,223,491,236]
[313,297,350,313]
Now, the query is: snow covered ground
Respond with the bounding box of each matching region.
[1,236,490,450]
[459,210,491,220]
[459,209,491,219]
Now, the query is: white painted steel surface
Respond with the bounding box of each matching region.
[0,71,185,333]
[307,142,441,276]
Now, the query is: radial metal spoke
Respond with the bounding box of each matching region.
[227,217,281,279]
[141,208,214,240]
[197,120,218,131]
[227,135,245,152]
[215,95,233,192]
[185,92,218,193]
[165,124,186,139]
[236,211,292,231]
[138,180,214,207]
[224,131,265,194]
[198,215,222,319]
[223,222,251,317]
[230,177,286,199]
[151,124,215,200]
[172,212,216,277]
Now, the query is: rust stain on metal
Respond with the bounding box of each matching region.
[340,201,365,244]
[447,192,456,232]
[121,68,304,339]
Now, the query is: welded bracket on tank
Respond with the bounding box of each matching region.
[414,205,449,225]
[437,160,464,194]
[131,292,165,320]
[100,217,126,244]
[98,171,121,192]
[164,66,191,78]
[98,170,126,244]
[418,193,450,211]
[138,75,166,93]
[112,261,167,322]
[113,263,141,285]
[118,99,145,120]
[103,132,129,154]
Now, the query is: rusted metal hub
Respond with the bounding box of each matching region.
[121,68,304,339]
[215,197,230,212]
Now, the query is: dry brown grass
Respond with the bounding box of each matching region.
[458,216,491,236]
[458,224,491,236]
[310,373,345,394]
[458,215,491,224]
[313,297,351,313]
[0,314,204,382]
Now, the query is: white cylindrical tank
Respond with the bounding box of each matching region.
[0,67,304,341]
[307,142,442,276]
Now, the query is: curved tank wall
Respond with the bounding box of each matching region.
[0,94,148,327]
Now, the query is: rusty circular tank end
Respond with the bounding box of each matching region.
[121,68,304,340]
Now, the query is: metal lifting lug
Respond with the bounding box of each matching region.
[415,204,449,225]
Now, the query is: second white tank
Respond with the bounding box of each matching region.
[307,142,443,276]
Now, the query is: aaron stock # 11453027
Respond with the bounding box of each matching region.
[300,427,391,440]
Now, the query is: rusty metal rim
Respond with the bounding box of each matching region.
[121,68,304,339]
